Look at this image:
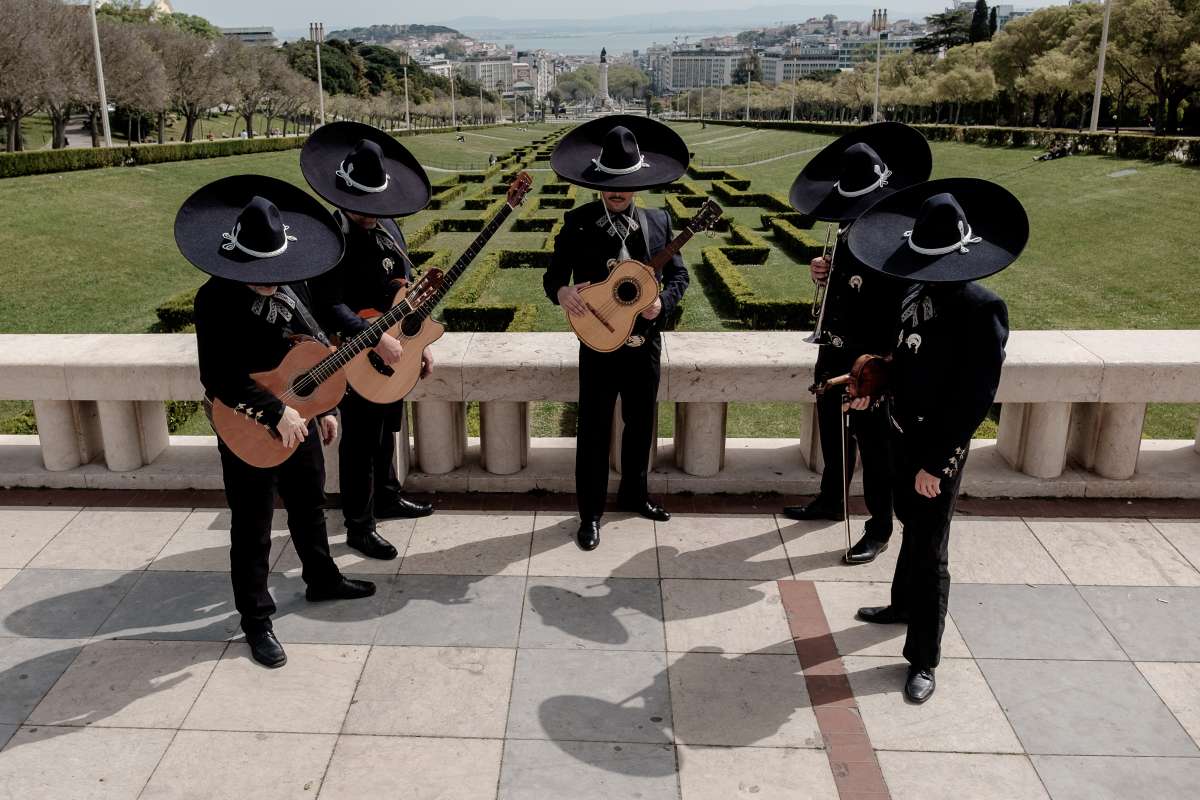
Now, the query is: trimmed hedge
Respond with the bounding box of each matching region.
[665,194,730,230]
[769,218,823,261]
[498,249,554,269]
[700,246,810,329]
[156,288,199,332]
[761,210,814,230]
[726,224,770,264]
[427,181,469,210]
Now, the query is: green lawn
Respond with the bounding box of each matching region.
[1,119,1197,440]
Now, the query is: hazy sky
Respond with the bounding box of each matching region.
[168,1,963,29]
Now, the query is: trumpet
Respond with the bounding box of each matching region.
[802,222,839,345]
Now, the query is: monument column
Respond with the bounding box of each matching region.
[599,47,611,108]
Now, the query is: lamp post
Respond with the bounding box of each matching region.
[790,71,797,123]
[871,9,887,123]
[450,68,457,127]
[1089,0,1113,132]
[744,48,753,121]
[309,22,325,126]
[403,66,411,130]
[89,0,112,147]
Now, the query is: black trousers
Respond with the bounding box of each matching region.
[218,422,340,635]
[888,436,968,669]
[815,347,893,540]
[576,336,661,521]
[338,390,404,533]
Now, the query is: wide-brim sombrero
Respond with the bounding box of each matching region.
[300,121,431,217]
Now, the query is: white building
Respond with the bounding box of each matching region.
[419,57,453,79]
[220,27,278,47]
[456,58,515,93]
[665,49,741,91]
[760,49,841,83]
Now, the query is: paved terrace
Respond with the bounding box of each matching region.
[1,493,1199,799]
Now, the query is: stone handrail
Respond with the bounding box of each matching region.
[0,331,1197,497]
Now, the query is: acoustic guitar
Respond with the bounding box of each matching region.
[344,172,534,405]
[570,199,723,352]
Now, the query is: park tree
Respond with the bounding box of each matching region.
[934,43,997,123]
[100,21,168,144]
[222,39,281,138]
[971,0,993,43]
[915,9,971,54]
[37,1,93,149]
[0,0,52,151]
[142,24,228,142]
[1016,48,1090,127]
[989,8,998,37]
[1105,0,1200,134]
[732,53,762,85]
[606,65,650,102]
[989,5,1087,125]
[557,65,599,102]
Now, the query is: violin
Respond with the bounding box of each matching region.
[809,353,891,400]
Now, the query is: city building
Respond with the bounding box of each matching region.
[664,49,742,91]
[418,56,453,79]
[456,57,515,94]
[219,27,278,47]
[952,1,1033,30]
[760,49,841,82]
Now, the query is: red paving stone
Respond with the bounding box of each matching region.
[779,579,892,800]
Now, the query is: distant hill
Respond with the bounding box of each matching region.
[327,24,460,43]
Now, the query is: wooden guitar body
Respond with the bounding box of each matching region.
[570,259,660,352]
[345,285,446,404]
[210,337,346,469]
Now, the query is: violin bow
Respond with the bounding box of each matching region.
[839,392,853,557]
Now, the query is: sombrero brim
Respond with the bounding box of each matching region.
[301,121,431,217]
[789,122,932,223]
[845,178,1029,283]
[174,174,344,283]
[551,114,688,191]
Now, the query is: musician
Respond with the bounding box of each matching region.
[300,123,436,561]
[782,123,932,565]
[844,179,1026,702]
[544,116,691,551]
[176,176,377,668]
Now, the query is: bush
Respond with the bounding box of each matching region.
[769,218,823,261]
[498,249,554,269]
[427,181,468,210]
[699,247,810,328]
[156,288,199,332]
[441,304,519,331]
[761,210,813,230]
[405,219,441,248]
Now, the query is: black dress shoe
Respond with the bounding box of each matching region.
[576,519,600,551]
[305,576,377,602]
[619,500,671,522]
[346,528,398,560]
[375,495,433,519]
[245,629,287,668]
[781,498,845,522]
[844,534,890,565]
[856,605,909,624]
[905,667,936,703]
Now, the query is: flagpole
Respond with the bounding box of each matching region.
[1089,0,1113,132]
[89,0,112,147]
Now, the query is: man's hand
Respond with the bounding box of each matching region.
[640,296,663,320]
[420,346,435,379]
[847,395,871,411]
[557,282,591,317]
[374,333,404,365]
[810,256,831,286]
[319,414,338,445]
[276,406,308,449]
[915,469,942,498]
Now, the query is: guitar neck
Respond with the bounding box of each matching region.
[648,225,697,275]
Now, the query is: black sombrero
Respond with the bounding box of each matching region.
[174,174,344,283]
[300,121,431,216]
[846,178,1029,283]
[789,122,932,223]
[551,114,688,191]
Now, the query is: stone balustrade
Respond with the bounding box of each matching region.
[0,331,1197,498]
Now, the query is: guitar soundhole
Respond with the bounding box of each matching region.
[399,314,423,337]
[614,279,640,305]
[290,374,316,399]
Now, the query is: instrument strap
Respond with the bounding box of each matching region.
[278,285,331,347]
[635,207,658,278]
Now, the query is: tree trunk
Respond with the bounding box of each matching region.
[183,112,197,142]
[90,109,100,147]
[244,113,254,138]
[1165,92,1182,135]
[5,120,16,152]
[158,111,166,144]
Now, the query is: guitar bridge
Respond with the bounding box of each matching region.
[367,350,395,377]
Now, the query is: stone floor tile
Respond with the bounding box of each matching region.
[669,651,820,748]
[662,579,794,654]
[0,637,85,724]
[1151,520,1200,572]
[183,643,367,733]
[401,511,533,576]
[657,514,793,580]
[530,512,658,578]
[814,581,971,659]
[1032,755,1200,800]
[343,645,514,738]
[95,571,239,641]
[140,730,336,800]
[677,745,837,800]
[1079,586,1200,661]
[1136,662,1200,744]
[845,656,1022,753]
[522,577,665,651]
[0,569,137,638]
[780,518,900,582]
[375,574,525,647]
[0,569,17,592]
[950,584,1125,660]
[878,751,1049,800]
[28,508,188,571]
[1028,519,1200,587]
[979,659,1198,757]
[150,508,288,572]
[28,639,223,729]
[0,725,174,799]
[951,518,1069,584]
[267,573,386,645]
[274,519,416,576]
[320,735,503,800]
[498,738,680,800]
[0,506,81,568]
[0,724,13,749]
[506,649,672,743]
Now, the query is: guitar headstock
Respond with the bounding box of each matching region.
[506,172,534,208]
[408,269,444,308]
[688,199,724,233]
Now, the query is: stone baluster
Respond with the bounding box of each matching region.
[610,397,659,474]
[996,401,1072,479]
[797,403,823,473]
[412,401,466,475]
[1069,402,1146,480]
[33,400,85,471]
[674,402,727,477]
[480,401,529,475]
